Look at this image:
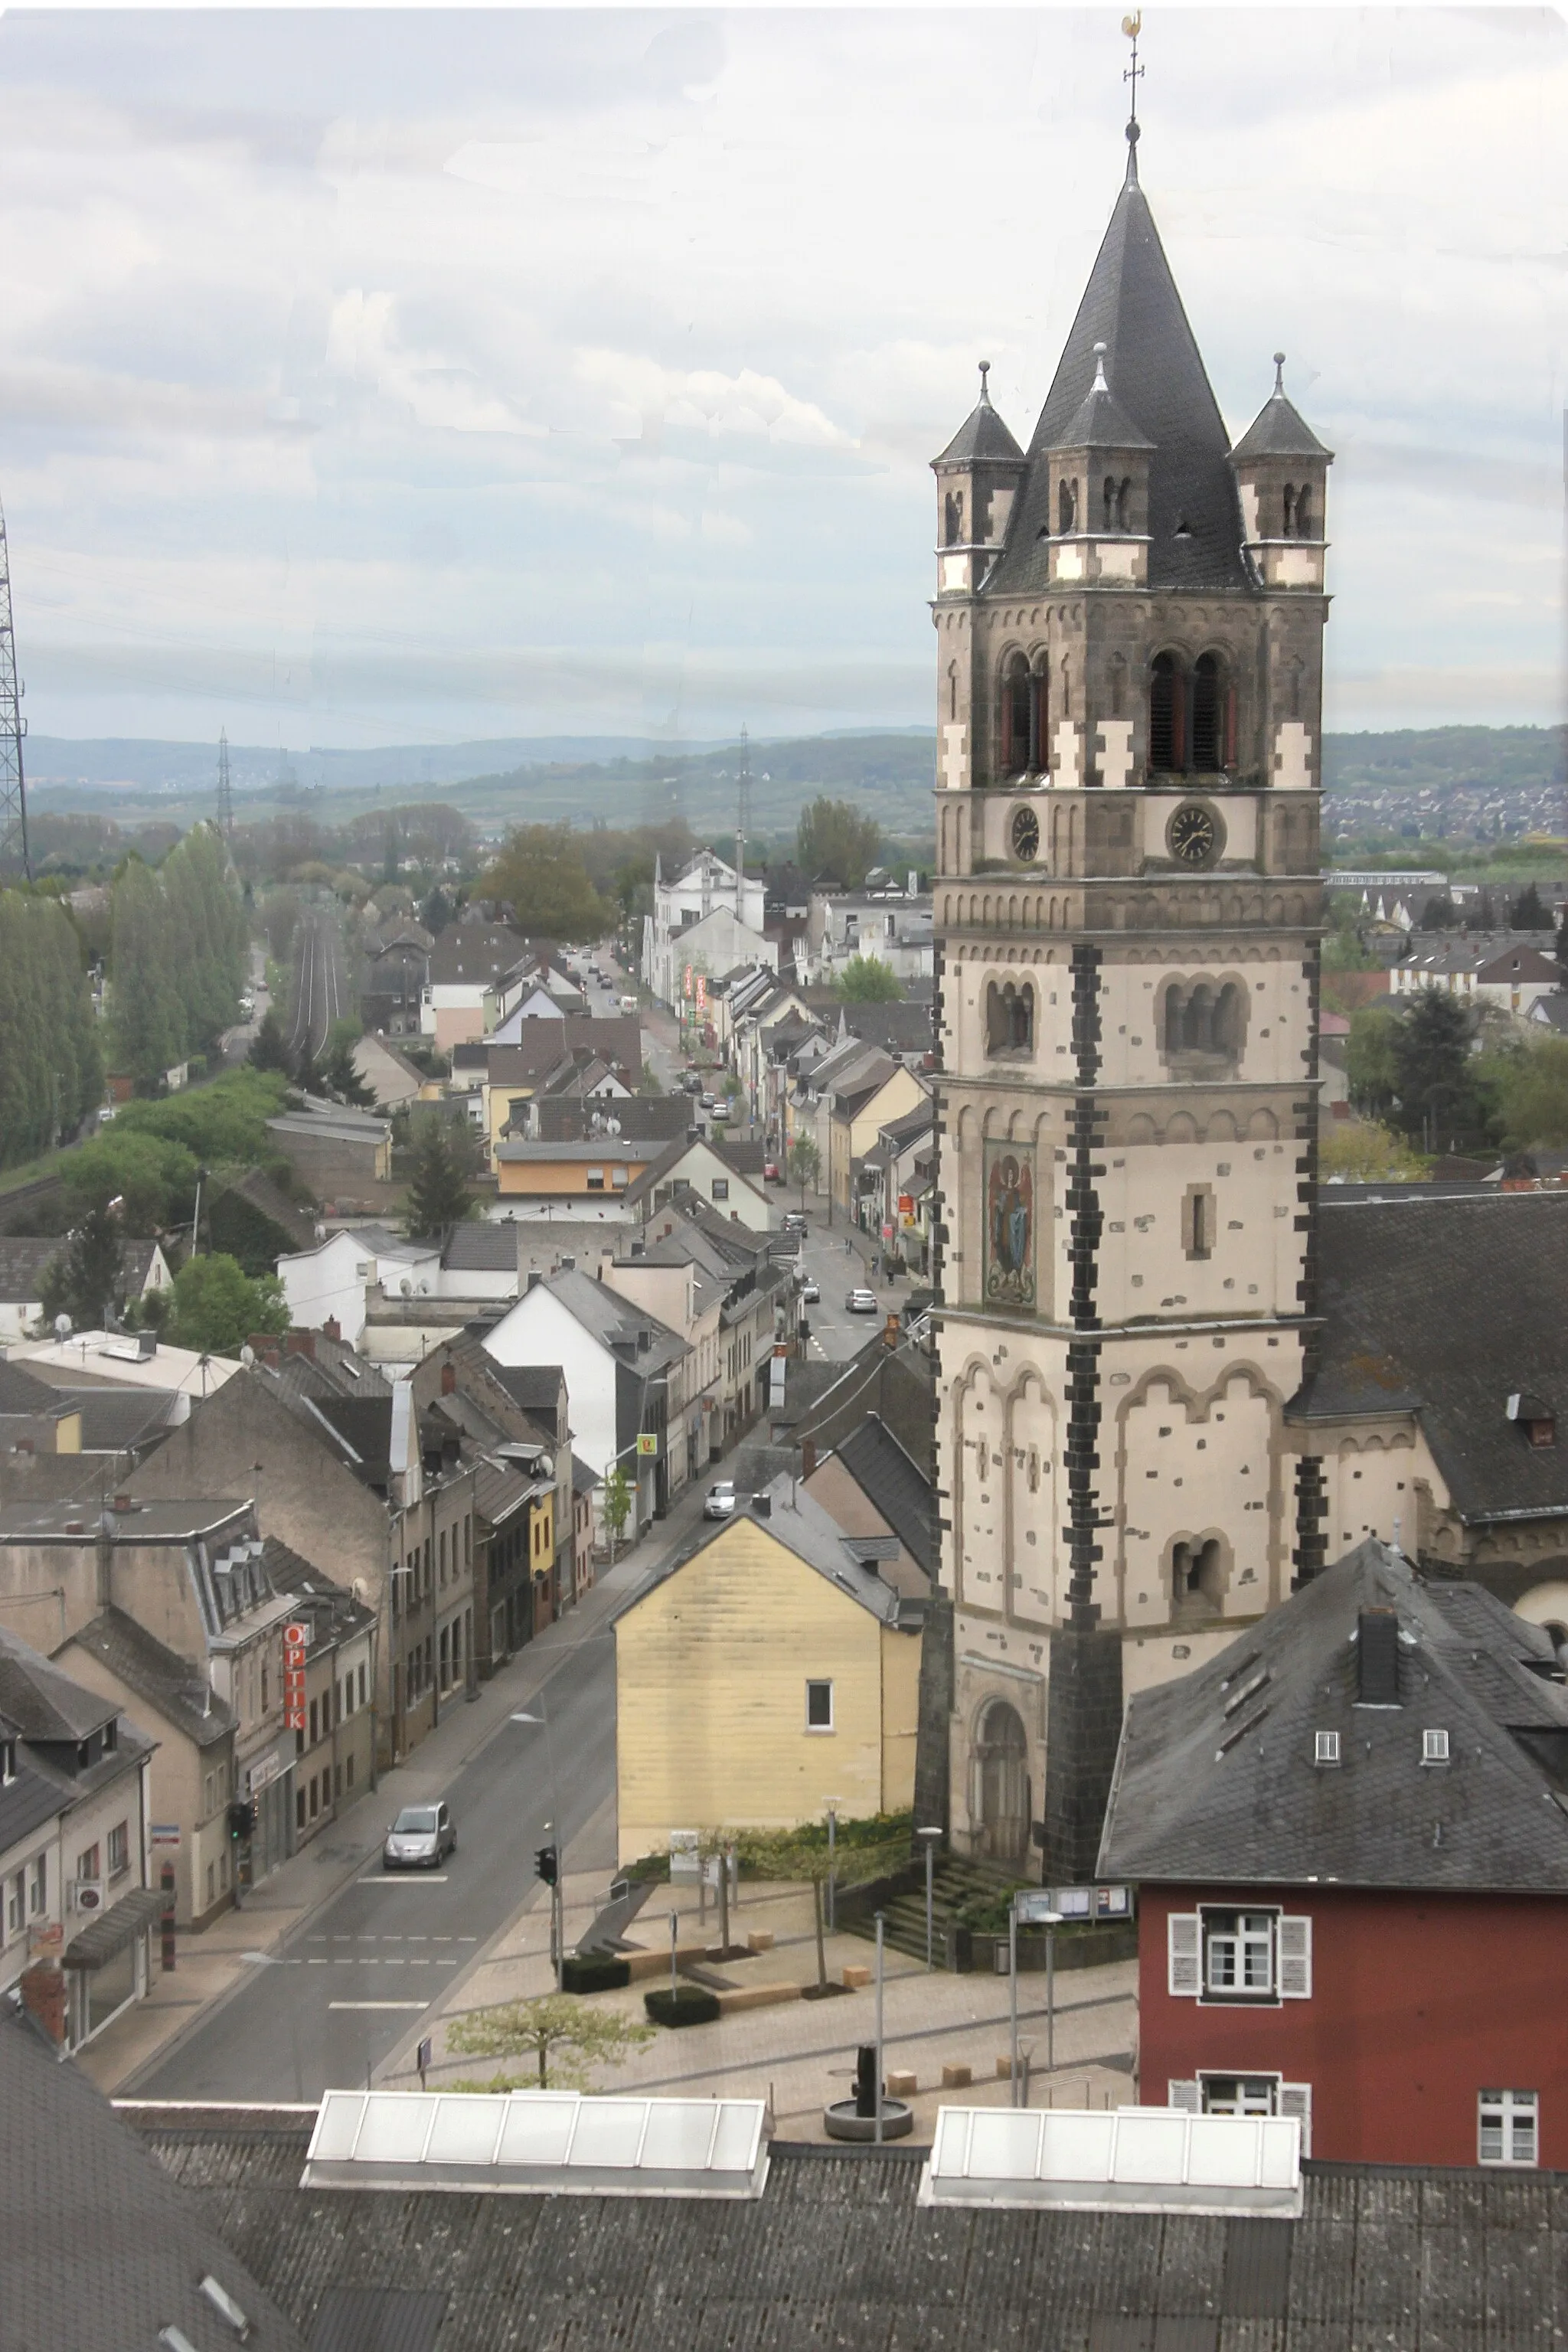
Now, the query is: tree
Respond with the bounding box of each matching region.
[404,1110,475,1238]
[109,858,186,1086]
[249,1007,292,1073]
[835,954,901,1004]
[446,1994,653,2091]
[602,1463,633,1560]
[1482,1036,1568,1152]
[39,1207,124,1333]
[1511,883,1551,931]
[1555,907,1568,972]
[787,1135,820,1210]
[1419,893,1461,932]
[1345,1004,1403,1119]
[479,825,608,939]
[1318,1121,1427,1184]
[1390,986,1476,1148]
[60,1129,198,1234]
[165,1253,289,1354]
[730,1818,909,1994]
[797,798,881,890]
[324,1018,374,1107]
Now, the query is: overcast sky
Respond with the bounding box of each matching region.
[0,6,1563,754]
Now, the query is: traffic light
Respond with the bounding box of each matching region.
[226,1800,256,1843]
[534,1845,559,1887]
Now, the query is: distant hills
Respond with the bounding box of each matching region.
[21,722,1564,849]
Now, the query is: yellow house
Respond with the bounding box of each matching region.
[615,1477,923,1864]
[828,1063,929,1214]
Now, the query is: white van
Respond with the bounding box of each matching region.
[619,995,638,1015]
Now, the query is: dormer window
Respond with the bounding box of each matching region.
[1422,1728,1451,1766]
[1508,1392,1556,1449]
[1314,1730,1341,1767]
[0,1738,14,1785]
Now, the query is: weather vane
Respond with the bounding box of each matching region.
[1122,12,1144,126]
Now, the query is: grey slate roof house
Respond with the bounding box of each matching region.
[1099,1538,1568,2169]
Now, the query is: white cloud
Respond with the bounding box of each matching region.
[0,7,1562,747]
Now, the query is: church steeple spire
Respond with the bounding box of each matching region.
[1122,11,1144,183]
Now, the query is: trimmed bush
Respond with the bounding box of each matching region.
[561,1953,631,1995]
[644,1985,720,2029]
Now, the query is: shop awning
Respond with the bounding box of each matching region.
[64,1886,163,1970]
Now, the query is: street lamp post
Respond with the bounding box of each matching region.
[825,1798,839,1930]
[917,1827,942,1971]
[1008,1894,1064,2106]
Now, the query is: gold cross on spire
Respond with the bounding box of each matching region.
[1121,13,1144,124]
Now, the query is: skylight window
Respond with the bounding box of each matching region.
[1313,1730,1341,1766]
[1422,1728,1450,1766]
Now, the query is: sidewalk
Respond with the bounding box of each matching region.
[77,1511,691,2097]
[378,1868,1138,2141]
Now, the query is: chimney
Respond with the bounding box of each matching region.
[286,1330,317,1362]
[1357,1608,1400,1706]
[637,1328,652,1354]
[752,1491,772,1519]
[323,1315,341,1343]
[441,1361,457,1396]
[800,1438,817,1480]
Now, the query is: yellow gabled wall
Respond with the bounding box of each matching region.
[615,1514,920,1864]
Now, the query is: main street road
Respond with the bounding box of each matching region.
[136,1621,616,2102]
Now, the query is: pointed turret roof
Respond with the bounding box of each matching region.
[1055,341,1154,452]
[933,362,1025,468]
[988,149,1251,596]
[1230,354,1334,463]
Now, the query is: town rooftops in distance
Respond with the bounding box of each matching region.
[2,1331,243,1395]
[0,1495,253,1544]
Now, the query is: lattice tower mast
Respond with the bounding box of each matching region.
[0,492,31,882]
[735,725,751,909]
[216,729,234,838]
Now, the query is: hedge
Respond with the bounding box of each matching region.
[561,1953,632,1994]
[644,1986,719,2028]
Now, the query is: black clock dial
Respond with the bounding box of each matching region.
[1011,805,1040,862]
[1169,804,1218,867]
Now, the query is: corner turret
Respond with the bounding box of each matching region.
[932,363,1025,599]
[1229,354,1333,591]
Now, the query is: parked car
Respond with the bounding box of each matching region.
[383,1801,457,1871]
[704,1481,737,1521]
[845,1288,879,1314]
[763,1161,781,1182]
[801,1279,821,1303]
[701,1092,716,1109]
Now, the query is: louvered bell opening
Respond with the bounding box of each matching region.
[1357,1609,1400,1706]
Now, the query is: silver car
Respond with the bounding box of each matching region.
[383,1801,456,1870]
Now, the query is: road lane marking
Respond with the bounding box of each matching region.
[328,2001,428,2012]
[357,1874,449,1884]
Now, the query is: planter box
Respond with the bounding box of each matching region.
[624,1943,710,1983]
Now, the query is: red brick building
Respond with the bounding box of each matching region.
[1100,1540,1568,2167]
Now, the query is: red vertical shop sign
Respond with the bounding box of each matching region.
[283,1622,308,1733]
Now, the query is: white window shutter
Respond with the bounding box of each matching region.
[1168,2080,1200,2113]
[1168,1912,1200,1996]
[1279,1915,1312,1998]
[1279,2081,1312,2156]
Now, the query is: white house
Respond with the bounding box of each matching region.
[276,1227,441,1346]
[642,850,772,1010]
[622,1135,773,1233]
[807,877,933,989]
[0,1239,172,1347]
[481,1269,691,1535]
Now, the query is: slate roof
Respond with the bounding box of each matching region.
[1057,351,1155,452]
[1099,1538,1568,1892]
[0,1749,67,1853]
[933,369,1026,466]
[54,1384,184,1453]
[2,2010,307,2352]
[65,1606,237,1749]
[134,2116,1568,2352]
[1230,377,1333,463]
[0,1621,120,1743]
[482,1361,566,1417]
[571,1452,599,1496]
[426,923,528,987]
[987,155,1253,598]
[0,1236,163,1305]
[442,1222,521,1273]
[832,1413,935,1572]
[0,1359,67,1416]
[1297,1192,1568,1524]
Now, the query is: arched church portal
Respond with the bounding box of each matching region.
[975,1699,1031,1864]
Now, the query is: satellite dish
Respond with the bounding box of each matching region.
[417,1280,430,1296]
[54,1314,71,1341]
[240,1344,256,1370]
[606,1117,621,1138]
[400,1277,413,1298]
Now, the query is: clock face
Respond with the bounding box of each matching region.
[1011,805,1040,862]
[1168,802,1220,867]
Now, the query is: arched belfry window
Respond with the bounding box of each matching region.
[1163,978,1246,1064]
[1282,484,1297,537]
[999,655,1032,779]
[1149,651,1184,773]
[986,980,1034,1057]
[1295,484,1313,539]
[1057,477,1077,534]
[945,489,965,547]
[1192,653,1221,772]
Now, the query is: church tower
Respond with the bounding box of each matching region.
[930,116,1332,1880]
